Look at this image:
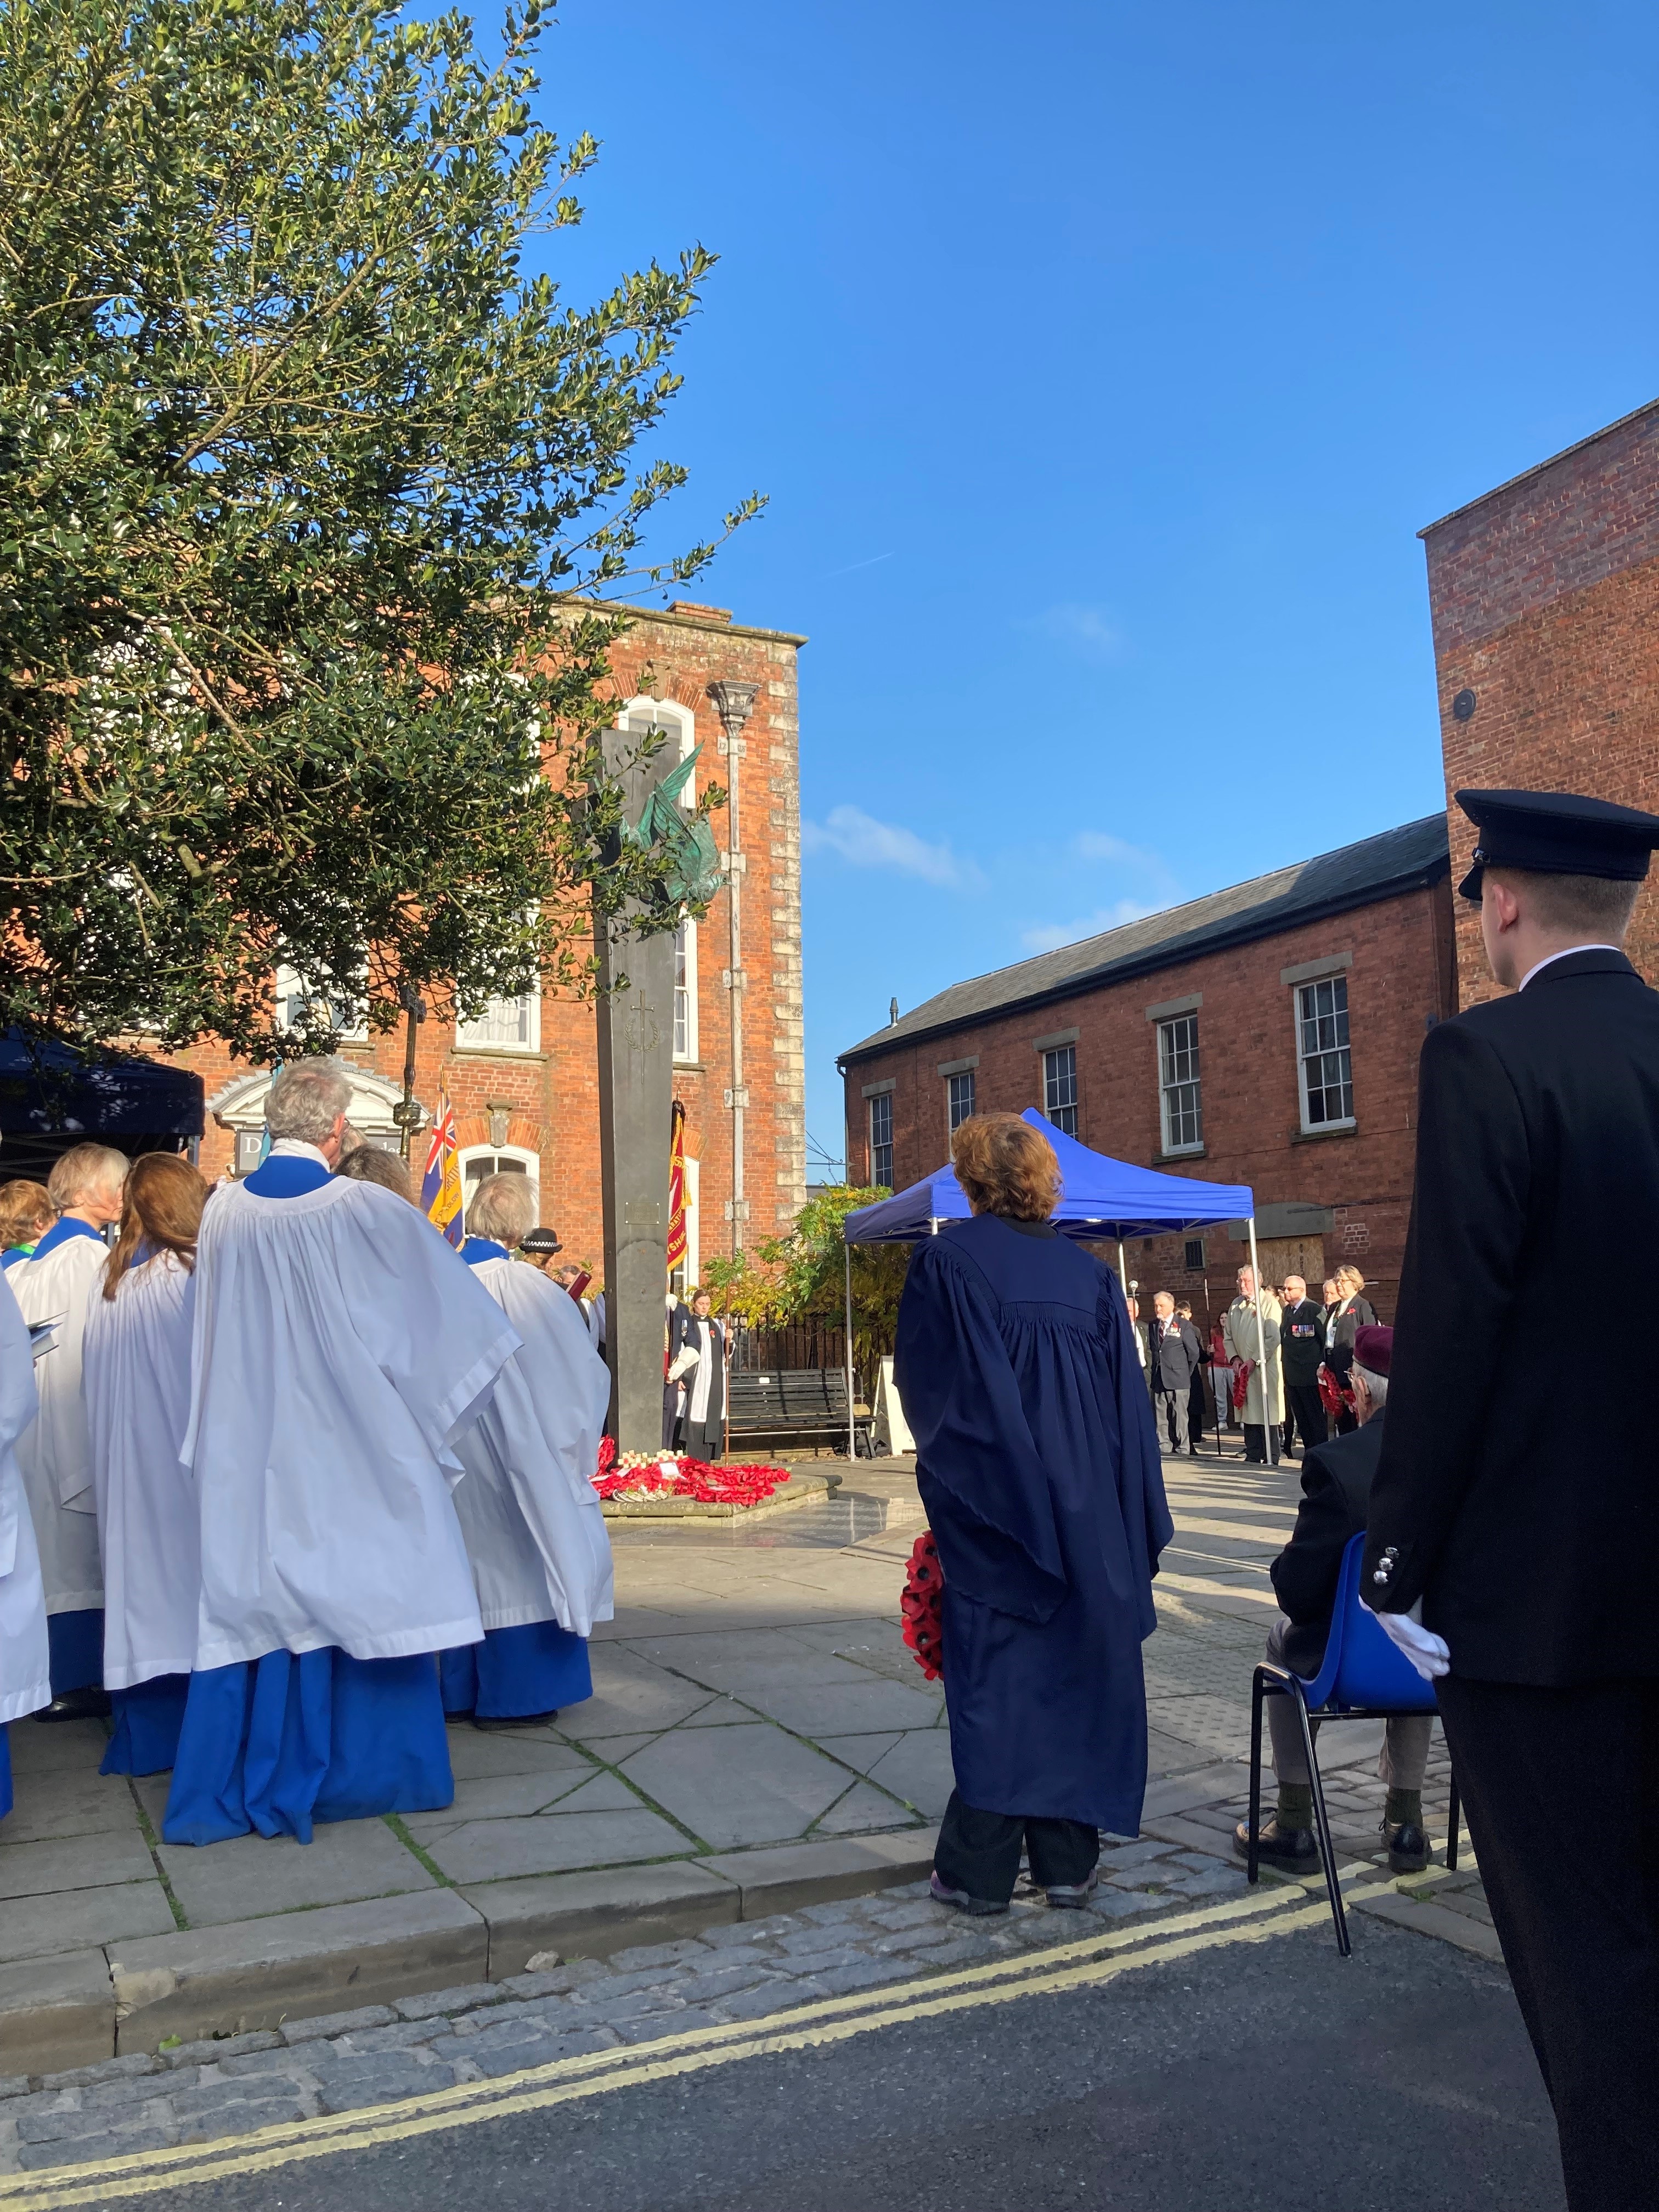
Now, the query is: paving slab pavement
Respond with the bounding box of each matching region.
[0,1438,1498,2083]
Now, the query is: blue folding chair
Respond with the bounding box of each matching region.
[1246,1532,1460,1955]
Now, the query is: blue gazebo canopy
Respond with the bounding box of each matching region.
[0,1032,203,1142]
[843,1108,1252,1244]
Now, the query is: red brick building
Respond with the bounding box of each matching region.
[175,601,808,1284]
[838,816,1455,1331]
[1422,396,1659,1010]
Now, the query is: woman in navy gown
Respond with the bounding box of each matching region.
[894,1114,1172,1914]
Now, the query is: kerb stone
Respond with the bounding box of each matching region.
[701,1830,939,1920]
[0,1949,115,2077]
[462,1861,740,1978]
[109,1891,488,2053]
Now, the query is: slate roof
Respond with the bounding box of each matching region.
[838,813,1450,1067]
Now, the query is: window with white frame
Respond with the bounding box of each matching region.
[1297,974,1355,1129]
[947,1069,976,1132]
[274,963,367,1042]
[1043,1045,1077,1136]
[868,1093,894,1188]
[1158,1014,1202,1152]
[455,992,540,1052]
[621,698,700,1068]
[673,918,698,1062]
[459,1144,541,1213]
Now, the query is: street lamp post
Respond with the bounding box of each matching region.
[706,678,759,1261]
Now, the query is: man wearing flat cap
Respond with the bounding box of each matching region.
[1362,787,1659,2212]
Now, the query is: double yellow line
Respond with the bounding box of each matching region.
[2,1869,1432,2208]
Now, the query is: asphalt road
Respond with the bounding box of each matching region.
[116,1916,1562,2212]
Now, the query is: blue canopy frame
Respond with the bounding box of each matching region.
[838,1109,1271,1461]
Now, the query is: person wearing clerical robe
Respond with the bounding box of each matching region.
[894,1113,1172,1915]
[681,1289,727,1463]
[82,1154,207,1779]
[0,1271,50,1821]
[163,1058,519,1848]
[440,1173,612,1726]
[10,1143,128,1718]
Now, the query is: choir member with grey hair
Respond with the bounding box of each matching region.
[163,1057,520,1846]
[439,1173,612,1726]
[11,1141,128,1716]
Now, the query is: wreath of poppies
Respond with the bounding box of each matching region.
[591,1434,792,1508]
[900,1531,945,1681]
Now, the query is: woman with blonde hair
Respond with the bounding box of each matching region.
[894,1113,1172,1915]
[1324,1265,1378,1436]
[82,1153,207,1775]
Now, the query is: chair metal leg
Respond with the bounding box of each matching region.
[1291,1683,1351,1957]
[1445,1769,1460,1872]
[1247,1670,1266,1884]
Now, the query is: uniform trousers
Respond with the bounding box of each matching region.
[1283,1382,1327,1455]
[1435,1673,1659,2212]
[1153,1385,1191,1455]
[934,1788,1099,1906]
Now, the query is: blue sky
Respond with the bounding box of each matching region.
[524,0,1659,1177]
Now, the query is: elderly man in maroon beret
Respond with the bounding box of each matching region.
[1233,1323,1432,1877]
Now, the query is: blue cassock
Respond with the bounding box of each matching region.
[435,1238,594,1723]
[893,1215,1173,1836]
[161,1153,455,1846]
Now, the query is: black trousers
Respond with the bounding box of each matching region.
[933,1788,1099,1905]
[1283,1382,1327,1454]
[1154,1385,1191,1454]
[1242,1421,1279,1465]
[1436,1673,1659,2212]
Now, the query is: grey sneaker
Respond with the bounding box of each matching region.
[929,1871,1008,1917]
[1045,1871,1100,1909]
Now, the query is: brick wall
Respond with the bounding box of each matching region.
[1423,397,1659,1008]
[842,879,1455,1334]
[174,602,807,1286]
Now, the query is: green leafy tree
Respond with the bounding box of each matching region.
[0,0,759,1056]
[704,1187,910,1398]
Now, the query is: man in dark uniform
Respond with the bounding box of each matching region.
[1278,1273,1327,1458]
[1362,788,1659,2212]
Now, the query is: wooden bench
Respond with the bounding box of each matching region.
[726,1368,873,1456]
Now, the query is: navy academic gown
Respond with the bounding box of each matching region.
[163,1154,454,1846]
[894,1215,1172,1836]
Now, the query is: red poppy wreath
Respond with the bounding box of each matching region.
[901,1531,945,1681]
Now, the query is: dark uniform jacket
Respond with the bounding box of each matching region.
[1322,1295,1376,1352]
[1279,1299,1327,1386]
[1149,1316,1202,1393]
[1362,949,1659,1684]
[1273,1412,1386,1675]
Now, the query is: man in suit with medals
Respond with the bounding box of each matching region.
[1362,788,1659,2212]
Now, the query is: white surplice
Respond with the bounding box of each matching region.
[184,1176,521,1669]
[452,1260,613,1637]
[9,1228,106,1613]
[83,1250,198,1690]
[0,1273,49,1723]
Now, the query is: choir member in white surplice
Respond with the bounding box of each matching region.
[0,1271,50,1822]
[163,1059,519,1848]
[82,1154,207,1780]
[10,1143,127,1717]
[440,1174,612,1726]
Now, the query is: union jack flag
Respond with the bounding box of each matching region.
[420,1092,464,1248]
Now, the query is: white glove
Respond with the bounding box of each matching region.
[1361,1599,1451,1681]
